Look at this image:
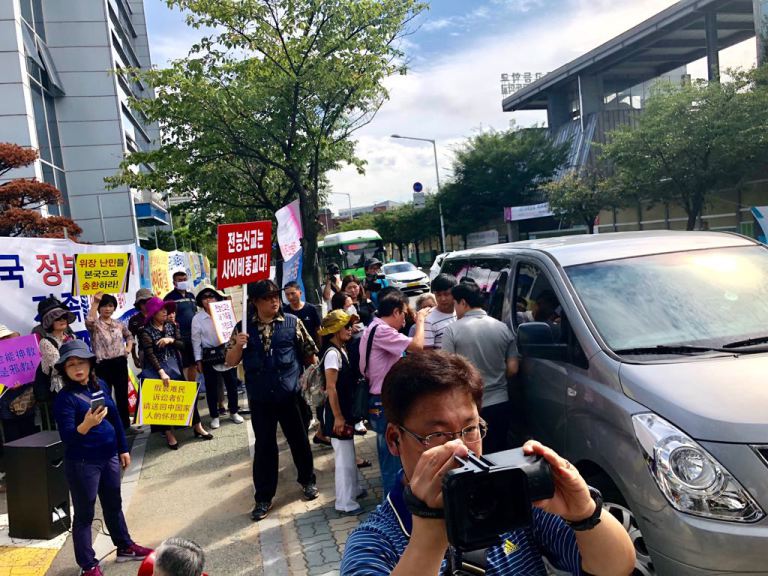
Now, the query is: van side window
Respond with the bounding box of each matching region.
[440,258,469,280]
[464,258,511,320]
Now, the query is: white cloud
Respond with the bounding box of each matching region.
[326,0,757,213]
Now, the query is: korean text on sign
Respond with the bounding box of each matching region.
[216,221,273,289]
[0,334,41,389]
[137,379,198,427]
[73,253,131,296]
[209,300,237,344]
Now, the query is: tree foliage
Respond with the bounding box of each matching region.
[0,143,81,238]
[602,67,768,230]
[111,0,425,299]
[542,169,620,234]
[438,128,570,241]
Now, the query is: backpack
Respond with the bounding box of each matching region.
[33,336,59,402]
[300,348,332,408]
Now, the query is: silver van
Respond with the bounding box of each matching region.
[440,231,768,576]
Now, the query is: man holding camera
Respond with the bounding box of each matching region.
[363,258,388,307]
[341,351,635,576]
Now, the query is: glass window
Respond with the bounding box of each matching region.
[30,84,51,163]
[440,257,469,280]
[464,258,511,316]
[32,0,45,40]
[21,24,43,69]
[383,262,417,274]
[44,93,63,168]
[513,262,562,330]
[40,161,54,186]
[566,246,768,352]
[37,40,64,94]
[20,0,33,25]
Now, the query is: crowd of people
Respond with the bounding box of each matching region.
[0,256,636,575]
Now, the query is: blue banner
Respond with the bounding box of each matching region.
[136,247,152,290]
[282,247,304,295]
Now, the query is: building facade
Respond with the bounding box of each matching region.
[0,0,168,244]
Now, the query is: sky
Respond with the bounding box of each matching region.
[143,0,757,214]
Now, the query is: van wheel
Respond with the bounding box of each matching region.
[587,477,655,576]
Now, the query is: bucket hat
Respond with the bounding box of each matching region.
[133,288,153,309]
[143,297,176,325]
[0,324,17,339]
[318,309,359,336]
[194,283,226,308]
[38,296,67,319]
[54,340,95,372]
[42,307,76,331]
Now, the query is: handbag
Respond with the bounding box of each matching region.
[352,325,378,421]
[9,386,36,416]
[201,345,226,365]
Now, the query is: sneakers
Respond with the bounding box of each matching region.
[354,421,368,435]
[230,412,244,424]
[116,543,153,563]
[209,417,220,429]
[81,565,103,576]
[251,501,272,521]
[302,483,319,501]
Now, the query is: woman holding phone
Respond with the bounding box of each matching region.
[52,340,152,576]
[138,297,211,449]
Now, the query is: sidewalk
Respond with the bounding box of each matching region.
[45,405,382,576]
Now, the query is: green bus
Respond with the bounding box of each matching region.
[318,229,386,278]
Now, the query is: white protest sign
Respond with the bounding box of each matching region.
[209,299,237,345]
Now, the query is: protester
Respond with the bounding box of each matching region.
[139,297,212,449]
[86,293,134,431]
[442,279,519,453]
[423,274,457,349]
[322,263,342,304]
[164,272,198,383]
[341,275,375,327]
[191,285,243,429]
[225,279,319,521]
[52,340,152,576]
[38,305,77,429]
[318,310,367,514]
[363,258,388,307]
[31,296,76,340]
[283,281,322,345]
[340,351,636,576]
[359,289,430,495]
[128,288,153,367]
[0,324,37,444]
[153,538,205,576]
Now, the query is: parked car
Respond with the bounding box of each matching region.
[382,261,430,294]
[429,251,452,281]
[440,231,768,576]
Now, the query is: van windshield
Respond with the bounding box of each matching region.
[565,245,768,351]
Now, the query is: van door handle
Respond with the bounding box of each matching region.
[567,387,577,397]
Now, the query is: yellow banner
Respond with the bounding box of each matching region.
[138,379,198,426]
[73,253,131,295]
[149,249,173,297]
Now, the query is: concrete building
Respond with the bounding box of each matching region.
[0,0,168,244]
[337,200,402,219]
[503,0,767,237]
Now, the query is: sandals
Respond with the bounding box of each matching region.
[356,459,372,469]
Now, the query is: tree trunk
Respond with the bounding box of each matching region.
[397,243,404,261]
[298,185,321,304]
[414,241,421,267]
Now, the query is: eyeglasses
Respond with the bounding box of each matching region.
[398,420,487,449]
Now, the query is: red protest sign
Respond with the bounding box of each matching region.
[217,221,272,289]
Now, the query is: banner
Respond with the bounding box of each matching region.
[149,249,173,297]
[282,247,304,294]
[209,299,237,344]
[276,199,303,261]
[216,221,272,290]
[136,247,152,290]
[73,253,131,295]
[752,207,768,242]
[0,237,140,337]
[0,334,41,388]
[137,379,198,426]
[504,202,554,222]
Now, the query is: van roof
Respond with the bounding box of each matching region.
[445,231,757,267]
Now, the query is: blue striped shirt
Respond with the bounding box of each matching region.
[341,478,583,575]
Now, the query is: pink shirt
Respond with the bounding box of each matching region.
[359,317,411,395]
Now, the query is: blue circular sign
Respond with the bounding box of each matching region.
[413,182,423,193]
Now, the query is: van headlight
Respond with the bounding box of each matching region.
[632,413,764,522]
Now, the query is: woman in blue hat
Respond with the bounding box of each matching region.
[52,340,152,576]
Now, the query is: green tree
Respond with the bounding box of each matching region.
[542,169,620,234]
[440,127,570,244]
[111,0,425,300]
[602,68,768,230]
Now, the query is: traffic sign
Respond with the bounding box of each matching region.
[413,182,423,192]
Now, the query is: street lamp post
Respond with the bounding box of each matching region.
[391,134,447,252]
[330,192,353,220]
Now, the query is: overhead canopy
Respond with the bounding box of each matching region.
[503,0,756,111]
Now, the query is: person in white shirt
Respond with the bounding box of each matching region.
[191,285,243,429]
[423,274,458,349]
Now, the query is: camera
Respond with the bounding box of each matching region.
[442,448,554,551]
[326,263,340,276]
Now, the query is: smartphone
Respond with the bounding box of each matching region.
[90,391,106,412]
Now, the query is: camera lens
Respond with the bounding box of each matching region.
[467,482,498,522]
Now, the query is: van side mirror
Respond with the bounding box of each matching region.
[517,322,568,362]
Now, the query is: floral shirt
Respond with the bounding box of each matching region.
[86,317,133,361]
[39,333,75,394]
